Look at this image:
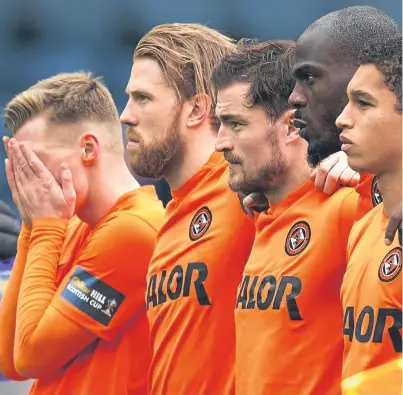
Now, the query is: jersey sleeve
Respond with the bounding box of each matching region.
[51,213,158,341]
[0,224,30,380]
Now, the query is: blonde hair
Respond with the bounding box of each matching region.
[4,72,122,151]
[134,23,235,130]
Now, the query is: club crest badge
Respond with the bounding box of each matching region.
[371,177,383,206]
[189,207,212,241]
[378,247,402,282]
[285,221,311,256]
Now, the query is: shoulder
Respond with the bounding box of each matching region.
[84,205,161,256]
[349,203,384,244]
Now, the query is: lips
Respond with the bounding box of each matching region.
[224,152,242,165]
[126,132,139,142]
[293,119,308,129]
[293,110,308,130]
[125,127,142,144]
[339,135,352,145]
[340,134,353,152]
[226,158,241,165]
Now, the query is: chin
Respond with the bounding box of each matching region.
[346,155,370,174]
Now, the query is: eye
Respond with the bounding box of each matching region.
[231,121,244,131]
[133,93,150,104]
[357,100,372,109]
[303,73,314,85]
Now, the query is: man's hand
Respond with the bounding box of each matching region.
[6,138,76,222]
[385,204,402,247]
[3,136,32,226]
[238,192,269,218]
[311,151,360,195]
[237,151,359,216]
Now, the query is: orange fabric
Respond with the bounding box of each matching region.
[0,224,31,380]
[235,181,359,395]
[342,203,402,380]
[356,174,382,220]
[3,187,163,395]
[0,218,90,382]
[15,217,96,379]
[342,358,402,395]
[146,152,255,395]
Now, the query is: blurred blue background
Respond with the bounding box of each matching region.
[0,0,401,213]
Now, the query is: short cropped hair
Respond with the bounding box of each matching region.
[303,6,401,67]
[4,72,122,151]
[360,36,402,113]
[5,72,119,133]
[211,39,296,121]
[134,23,235,130]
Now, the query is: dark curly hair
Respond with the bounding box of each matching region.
[359,36,402,113]
[211,39,296,121]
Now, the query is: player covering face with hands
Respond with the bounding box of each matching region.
[3,138,76,224]
[0,72,164,395]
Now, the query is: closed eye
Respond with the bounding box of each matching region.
[357,99,373,109]
[132,92,150,103]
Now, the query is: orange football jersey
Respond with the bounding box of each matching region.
[235,181,358,395]
[342,203,402,379]
[2,187,164,395]
[342,358,402,395]
[146,152,256,395]
[356,174,382,220]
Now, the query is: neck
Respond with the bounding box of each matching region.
[77,153,140,228]
[264,149,312,205]
[165,124,217,191]
[377,163,402,218]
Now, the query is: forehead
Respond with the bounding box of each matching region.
[127,57,173,94]
[294,29,340,70]
[216,82,251,114]
[14,115,48,147]
[15,114,87,152]
[348,64,385,94]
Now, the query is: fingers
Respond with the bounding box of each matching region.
[348,172,360,187]
[9,139,48,183]
[314,151,358,195]
[237,192,249,216]
[243,193,269,216]
[385,211,402,246]
[313,154,338,192]
[8,139,30,184]
[339,166,360,187]
[309,169,317,181]
[19,141,49,179]
[5,158,20,205]
[60,163,76,207]
[243,196,256,218]
[323,161,348,195]
[2,136,10,155]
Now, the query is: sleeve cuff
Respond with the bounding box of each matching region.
[32,217,68,231]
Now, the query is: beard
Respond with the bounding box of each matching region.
[306,126,342,167]
[302,107,344,168]
[126,106,185,179]
[225,131,287,195]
